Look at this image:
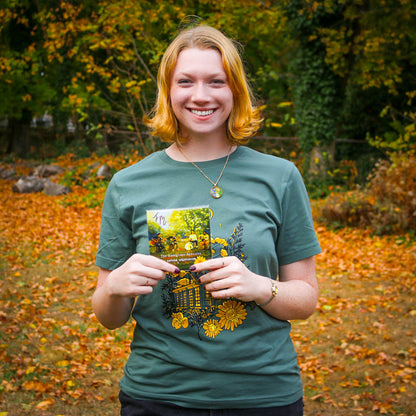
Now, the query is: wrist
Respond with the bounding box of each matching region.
[256,278,279,307]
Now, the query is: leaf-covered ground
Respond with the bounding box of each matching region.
[0,157,415,416]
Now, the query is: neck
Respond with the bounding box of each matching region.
[167,141,236,162]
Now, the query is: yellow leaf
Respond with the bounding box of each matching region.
[56,360,70,367]
[278,101,293,107]
[25,366,36,375]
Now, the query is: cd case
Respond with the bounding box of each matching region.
[146,205,212,270]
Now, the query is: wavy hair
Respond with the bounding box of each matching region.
[144,25,262,144]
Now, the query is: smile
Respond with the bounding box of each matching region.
[190,109,215,116]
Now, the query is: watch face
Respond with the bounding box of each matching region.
[271,281,279,296]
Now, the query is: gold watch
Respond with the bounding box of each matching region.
[256,279,279,307]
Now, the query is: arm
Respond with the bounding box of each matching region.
[92,254,180,329]
[194,255,318,321]
[259,256,318,320]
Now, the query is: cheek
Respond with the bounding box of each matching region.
[222,88,233,107]
[170,89,187,113]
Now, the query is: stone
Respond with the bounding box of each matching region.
[32,164,64,177]
[0,167,16,180]
[43,179,71,196]
[97,164,112,179]
[12,176,46,193]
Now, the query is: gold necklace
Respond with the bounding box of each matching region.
[177,146,231,199]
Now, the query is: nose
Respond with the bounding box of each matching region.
[192,82,209,103]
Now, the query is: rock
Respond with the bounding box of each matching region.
[43,179,71,196]
[97,164,112,179]
[0,167,16,180]
[32,164,64,177]
[12,176,46,193]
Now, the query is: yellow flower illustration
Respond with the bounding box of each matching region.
[214,237,228,246]
[217,300,247,331]
[220,249,228,257]
[194,256,206,264]
[171,312,189,329]
[203,319,223,338]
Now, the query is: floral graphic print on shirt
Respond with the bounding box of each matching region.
[161,223,253,340]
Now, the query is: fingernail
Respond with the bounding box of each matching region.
[174,268,180,274]
[189,265,196,272]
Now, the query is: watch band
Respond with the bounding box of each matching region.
[256,279,279,307]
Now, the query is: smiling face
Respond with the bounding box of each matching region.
[170,47,234,143]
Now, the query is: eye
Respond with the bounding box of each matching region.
[177,79,192,86]
[211,79,226,86]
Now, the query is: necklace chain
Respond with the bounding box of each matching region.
[177,145,231,198]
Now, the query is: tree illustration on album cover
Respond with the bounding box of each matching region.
[146,206,212,270]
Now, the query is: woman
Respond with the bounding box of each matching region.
[93,25,321,416]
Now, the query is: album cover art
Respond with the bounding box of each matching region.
[147,205,212,270]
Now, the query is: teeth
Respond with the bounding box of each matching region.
[191,109,214,116]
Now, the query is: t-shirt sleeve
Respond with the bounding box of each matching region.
[95,176,136,270]
[276,164,321,265]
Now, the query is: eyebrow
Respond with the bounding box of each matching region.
[174,71,227,78]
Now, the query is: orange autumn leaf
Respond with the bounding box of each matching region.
[35,398,55,410]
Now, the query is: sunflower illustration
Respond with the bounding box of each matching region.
[203,319,223,338]
[194,256,206,264]
[217,300,247,331]
[171,312,189,329]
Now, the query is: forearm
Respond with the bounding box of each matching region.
[254,276,318,321]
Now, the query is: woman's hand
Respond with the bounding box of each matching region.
[192,256,319,321]
[104,253,180,298]
[191,256,270,304]
[92,254,179,329]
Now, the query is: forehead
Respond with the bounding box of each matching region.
[173,47,225,75]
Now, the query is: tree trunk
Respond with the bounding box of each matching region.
[6,109,33,156]
[308,141,336,178]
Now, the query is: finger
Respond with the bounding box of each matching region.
[142,277,159,287]
[204,277,231,293]
[198,267,230,285]
[190,258,227,273]
[133,253,180,275]
[209,287,232,299]
[131,263,168,281]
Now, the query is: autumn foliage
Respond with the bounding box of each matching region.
[318,151,416,234]
[0,155,415,415]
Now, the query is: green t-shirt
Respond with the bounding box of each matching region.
[96,146,321,409]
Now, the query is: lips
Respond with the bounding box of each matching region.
[190,109,215,116]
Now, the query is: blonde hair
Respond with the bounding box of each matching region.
[144,25,262,144]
